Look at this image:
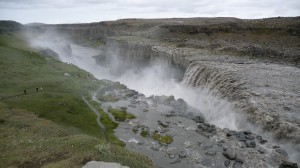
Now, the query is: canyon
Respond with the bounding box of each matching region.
[8,17,300,167]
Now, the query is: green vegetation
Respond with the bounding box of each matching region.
[0,31,153,167]
[0,40,102,138]
[108,107,136,122]
[0,108,153,168]
[140,128,149,137]
[97,94,119,102]
[152,132,173,144]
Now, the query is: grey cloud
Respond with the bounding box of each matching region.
[0,0,299,24]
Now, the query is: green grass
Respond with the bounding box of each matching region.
[0,32,154,167]
[108,107,136,122]
[140,128,149,137]
[152,132,173,144]
[0,44,103,138]
[0,108,153,168]
[97,94,120,102]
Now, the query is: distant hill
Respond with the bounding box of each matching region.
[0,20,23,34]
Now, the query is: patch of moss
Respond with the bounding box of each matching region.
[140,128,149,137]
[97,94,119,102]
[152,132,173,144]
[108,107,136,122]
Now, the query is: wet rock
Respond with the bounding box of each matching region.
[279,161,298,168]
[131,100,138,104]
[233,161,243,168]
[169,154,175,159]
[199,142,213,150]
[151,143,161,151]
[235,157,244,164]
[260,139,268,144]
[132,126,138,134]
[224,160,230,167]
[193,115,205,123]
[158,128,169,133]
[184,141,195,148]
[217,140,225,147]
[226,130,235,137]
[222,149,236,160]
[150,146,159,151]
[244,130,252,135]
[246,140,256,148]
[236,133,246,142]
[137,142,144,145]
[257,146,267,154]
[178,151,187,158]
[169,157,181,164]
[38,49,60,60]
[197,123,216,136]
[245,134,255,140]
[185,126,197,131]
[239,143,246,148]
[200,158,213,167]
[273,145,281,149]
[205,150,216,156]
[275,148,288,157]
[128,104,136,108]
[186,149,201,161]
[158,120,168,128]
[256,135,263,140]
[166,147,176,155]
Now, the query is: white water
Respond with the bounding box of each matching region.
[69,45,246,130]
[28,33,299,163]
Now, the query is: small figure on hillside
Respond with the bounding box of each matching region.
[40,87,43,91]
[36,87,39,92]
[24,90,26,95]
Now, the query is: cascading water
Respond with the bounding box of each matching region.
[63,43,247,131]
[28,32,299,164]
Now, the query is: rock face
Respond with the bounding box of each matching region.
[38,48,60,60]
[27,17,300,166]
[92,81,298,168]
[83,161,130,168]
[101,36,300,148]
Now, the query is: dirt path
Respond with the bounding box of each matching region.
[81,96,109,142]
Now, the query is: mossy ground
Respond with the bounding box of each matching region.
[0,32,153,168]
[152,132,173,144]
[0,108,153,168]
[108,107,136,122]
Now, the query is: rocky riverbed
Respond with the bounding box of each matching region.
[90,81,298,168]
[25,17,300,167]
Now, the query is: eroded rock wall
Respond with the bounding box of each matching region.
[104,37,300,146]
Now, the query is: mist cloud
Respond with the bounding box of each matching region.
[0,0,299,24]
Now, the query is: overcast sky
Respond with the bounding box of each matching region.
[0,0,299,24]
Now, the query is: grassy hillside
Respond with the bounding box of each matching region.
[0,31,153,168]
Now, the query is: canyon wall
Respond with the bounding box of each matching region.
[27,17,300,144]
[103,36,300,144]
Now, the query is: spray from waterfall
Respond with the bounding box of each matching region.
[25,29,299,164]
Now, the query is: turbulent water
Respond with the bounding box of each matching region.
[28,33,299,163]
[68,44,246,130]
